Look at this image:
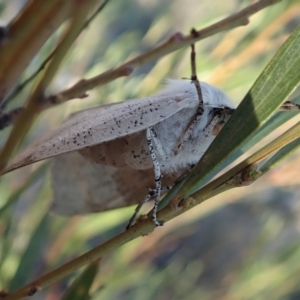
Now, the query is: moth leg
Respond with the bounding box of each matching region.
[149,127,168,160]
[126,186,172,229]
[126,190,154,230]
[176,111,203,152]
[147,126,164,226]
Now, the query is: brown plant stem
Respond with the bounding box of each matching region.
[0,0,98,171]
[1,162,262,300]
[1,0,112,109]
[49,0,281,103]
[0,0,73,101]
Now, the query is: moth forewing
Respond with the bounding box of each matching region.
[3,80,204,174]
[3,80,234,174]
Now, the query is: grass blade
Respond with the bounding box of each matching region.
[178,23,300,198]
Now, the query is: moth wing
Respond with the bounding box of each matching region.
[4,91,196,173]
[51,151,155,215]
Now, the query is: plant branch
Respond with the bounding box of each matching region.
[1,162,263,300]
[0,172,240,300]
[48,0,281,103]
[0,0,72,102]
[2,219,156,300]
[0,0,112,109]
[0,1,98,171]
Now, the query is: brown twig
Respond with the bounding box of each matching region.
[0,174,238,300]
[175,41,204,152]
[1,143,281,300]
[0,1,98,171]
[190,39,204,111]
[0,0,73,102]
[2,220,156,300]
[0,0,112,109]
[49,0,281,104]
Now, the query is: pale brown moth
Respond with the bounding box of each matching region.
[5,27,300,227]
[3,77,300,226]
[3,77,236,226]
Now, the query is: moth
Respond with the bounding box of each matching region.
[3,79,236,225]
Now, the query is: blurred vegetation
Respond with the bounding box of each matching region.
[0,0,300,299]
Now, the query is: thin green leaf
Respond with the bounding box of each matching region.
[260,136,300,174]
[9,214,49,291]
[0,163,49,216]
[61,261,100,300]
[198,96,300,186]
[177,23,300,197]
[0,164,49,282]
[190,120,300,201]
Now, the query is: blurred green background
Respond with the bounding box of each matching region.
[0,0,300,299]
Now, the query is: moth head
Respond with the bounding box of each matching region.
[162,79,236,111]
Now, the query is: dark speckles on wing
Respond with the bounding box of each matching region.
[4,91,194,172]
